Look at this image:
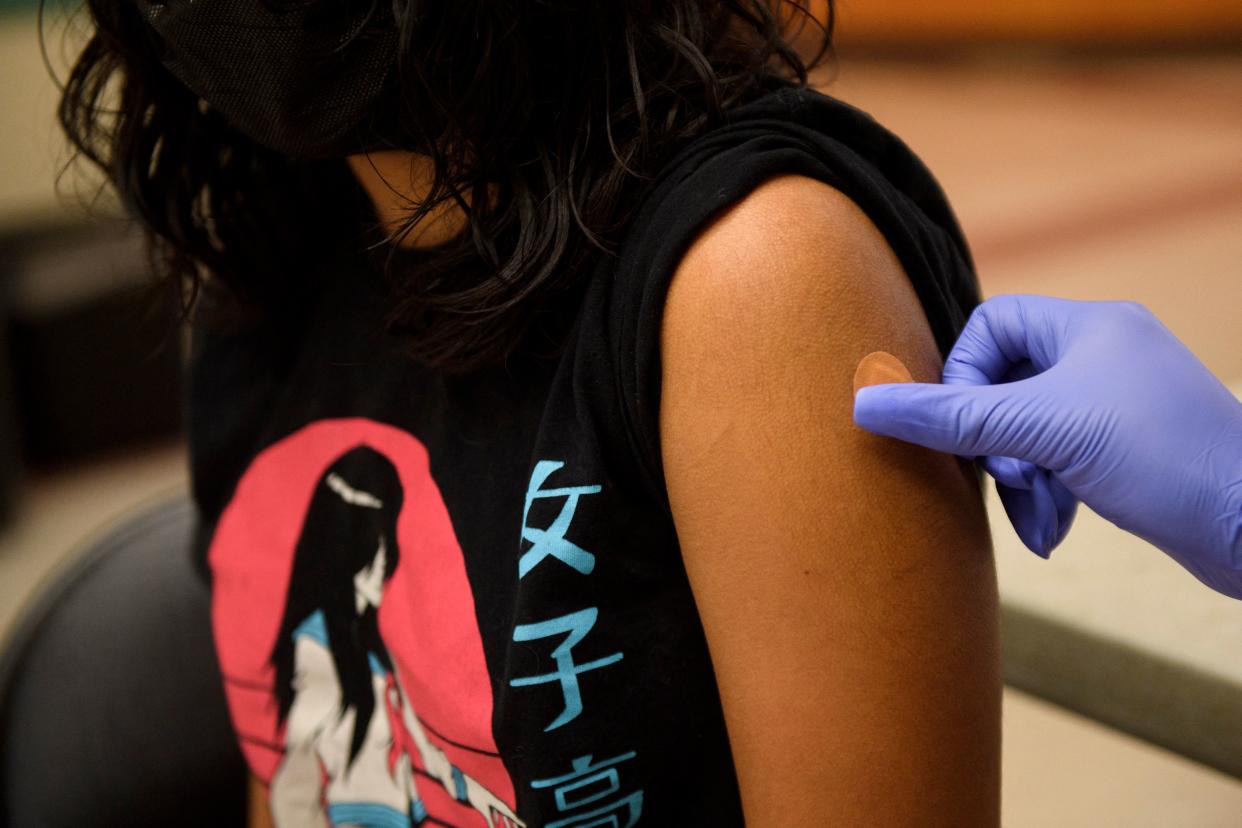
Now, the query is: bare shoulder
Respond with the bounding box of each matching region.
[659,174,1000,825]
[662,173,945,393]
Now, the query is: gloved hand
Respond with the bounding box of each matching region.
[854,294,1242,600]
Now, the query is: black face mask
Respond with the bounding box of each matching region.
[135,0,402,158]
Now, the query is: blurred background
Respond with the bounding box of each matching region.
[1,1,1240,825]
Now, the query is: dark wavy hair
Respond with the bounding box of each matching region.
[50,0,833,371]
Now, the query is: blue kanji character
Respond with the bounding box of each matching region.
[544,793,643,828]
[520,460,602,579]
[509,608,623,731]
[532,752,643,828]
[531,751,639,811]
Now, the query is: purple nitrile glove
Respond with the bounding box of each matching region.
[854,294,1242,600]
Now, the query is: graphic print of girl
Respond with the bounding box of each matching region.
[267,445,523,827]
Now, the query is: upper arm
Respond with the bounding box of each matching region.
[659,175,1000,826]
[248,775,275,828]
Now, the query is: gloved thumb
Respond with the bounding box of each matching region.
[853,380,1043,461]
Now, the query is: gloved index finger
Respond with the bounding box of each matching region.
[942,296,1032,387]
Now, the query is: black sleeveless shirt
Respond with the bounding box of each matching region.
[186,85,979,826]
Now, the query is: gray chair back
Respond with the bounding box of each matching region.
[0,493,247,827]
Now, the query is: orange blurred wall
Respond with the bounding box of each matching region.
[834,0,1242,44]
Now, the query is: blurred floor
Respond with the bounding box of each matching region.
[2,47,1241,826]
[1004,686,1242,826]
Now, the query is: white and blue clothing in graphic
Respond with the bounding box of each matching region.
[270,610,517,827]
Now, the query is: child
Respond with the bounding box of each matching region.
[60,1,999,824]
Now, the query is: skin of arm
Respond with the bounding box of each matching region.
[659,175,1001,826]
[252,636,339,828]
[248,775,276,828]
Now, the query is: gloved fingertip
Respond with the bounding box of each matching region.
[998,474,1062,561]
[1014,522,1056,559]
[1015,519,1054,559]
[852,384,900,431]
[853,352,916,435]
[1035,526,1056,560]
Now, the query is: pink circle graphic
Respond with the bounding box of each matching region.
[208,417,516,822]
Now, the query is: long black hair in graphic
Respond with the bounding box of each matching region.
[270,445,404,767]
